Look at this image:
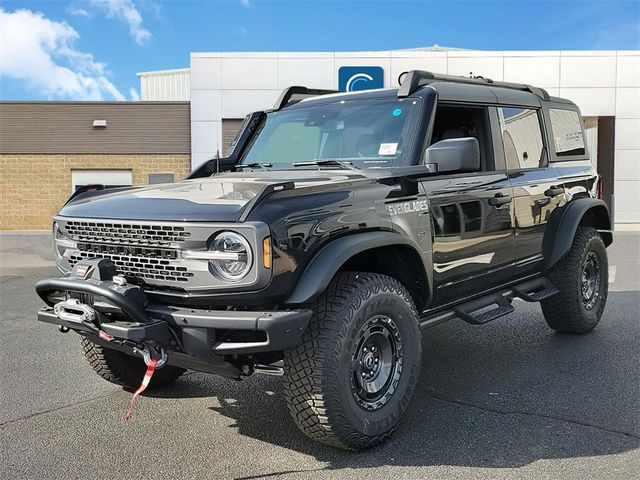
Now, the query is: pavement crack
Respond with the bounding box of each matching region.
[0,392,115,428]
[424,389,640,441]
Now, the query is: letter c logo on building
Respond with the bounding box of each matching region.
[338,66,384,92]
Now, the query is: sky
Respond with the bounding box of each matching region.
[0,0,638,101]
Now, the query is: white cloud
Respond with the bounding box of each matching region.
[0,8,125,100]
[129,87,140,101]
[240,0,251,7]
[67,6,91,18]
[90,0,151,45]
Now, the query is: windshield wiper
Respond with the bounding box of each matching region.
[291,159,356,170]
[234,163,273,170]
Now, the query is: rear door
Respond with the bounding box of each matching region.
[496,106,565,277]
[422,105,516,305]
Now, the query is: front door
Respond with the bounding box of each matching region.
[423,104,516,305]
[423,173,515,305]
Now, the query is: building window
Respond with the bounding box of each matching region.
[497,107,544,170]
[71,169,132,193]
[148,173,175,184]
[549,109,586,157]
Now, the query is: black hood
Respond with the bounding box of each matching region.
[59,171,369,222]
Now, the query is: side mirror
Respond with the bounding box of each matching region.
[424,137,480,173]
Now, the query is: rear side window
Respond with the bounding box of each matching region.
[497,107,544,170]
[549,109,586,157]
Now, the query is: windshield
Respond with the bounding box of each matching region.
[241,98,421,169]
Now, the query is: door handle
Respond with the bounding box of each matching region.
[488,193,512,207]
[544,186,564,198]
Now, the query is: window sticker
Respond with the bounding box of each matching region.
[392,108,403,117]
[378,143,398,155]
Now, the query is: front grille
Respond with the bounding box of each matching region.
[77,242,177,260]
[69,250,194,283]
[64,220,191,247]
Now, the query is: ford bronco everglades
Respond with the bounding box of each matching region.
[36,70,612,450]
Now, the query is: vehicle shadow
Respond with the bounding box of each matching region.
[148,290,640,476]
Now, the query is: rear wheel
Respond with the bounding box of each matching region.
[81,337,185,390]
[542,226,608,333]
[283,272,422,450]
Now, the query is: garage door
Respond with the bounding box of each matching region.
[222,119,244,154]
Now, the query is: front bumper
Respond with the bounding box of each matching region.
[36,276,311,377]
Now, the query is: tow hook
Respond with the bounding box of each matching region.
[133,345,168,369]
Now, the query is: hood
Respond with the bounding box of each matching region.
[59,170,369,222]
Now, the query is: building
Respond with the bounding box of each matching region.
[140,46,640,225]
[0,102,191,230]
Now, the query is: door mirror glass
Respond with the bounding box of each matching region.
[424,137,480,173]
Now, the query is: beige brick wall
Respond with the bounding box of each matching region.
[0,154,191,231]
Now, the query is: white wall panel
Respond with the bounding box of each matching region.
[615,88,640,119]
[191,121,220,154]
[190,90,221,122]
[615,119,640,150]
[558,88,616,116]
[220,58,278,90]
[560,56,616,87]
[190,57,221,90]
[616,55,640,87]
[278,58,335,89]
[447,57,503,81]
[615,150,640,181]
[614,181,640,222]
[615,211,640,223]
[221,90,281,118]
[503,57,560,87]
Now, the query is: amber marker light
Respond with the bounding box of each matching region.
[263,237,272,269]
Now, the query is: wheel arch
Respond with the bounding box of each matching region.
[285,231,431,311]
[543,198,612,270]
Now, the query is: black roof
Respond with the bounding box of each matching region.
[280,70,576,110]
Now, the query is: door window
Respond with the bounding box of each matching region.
[497,107,544,170]
[429,106,491,171]
[549,109,586,157]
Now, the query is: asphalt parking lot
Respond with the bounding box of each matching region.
[1,233,638,480]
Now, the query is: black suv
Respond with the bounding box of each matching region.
[37,70,612,450]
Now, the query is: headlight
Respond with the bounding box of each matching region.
[207,231,253,281]
[53,223,76,263]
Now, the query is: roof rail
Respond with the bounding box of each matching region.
[272,86,339,111]
[397,70,550,101]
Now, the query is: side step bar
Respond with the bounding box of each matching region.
[511,277,559,302]
[419,277,559,329]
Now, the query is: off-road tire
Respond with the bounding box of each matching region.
[283,272,422,450]
[81,337,186,390]
[542,226,608,333]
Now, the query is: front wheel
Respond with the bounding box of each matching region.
[542,226,608,333]
[283,272,422,450]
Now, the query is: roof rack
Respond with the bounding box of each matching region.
[272,86,339,111]
[397,70,550,101]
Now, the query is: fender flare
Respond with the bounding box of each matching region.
[542,198,612,270]
[285,231,428,305]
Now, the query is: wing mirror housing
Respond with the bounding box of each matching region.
[424,137,480,173]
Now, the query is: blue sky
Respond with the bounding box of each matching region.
[1,0,638,101]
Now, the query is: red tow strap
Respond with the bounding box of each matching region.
[123,358,158,421]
